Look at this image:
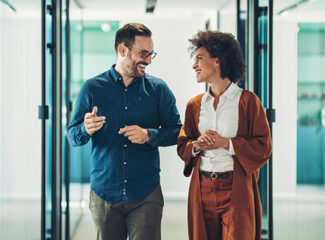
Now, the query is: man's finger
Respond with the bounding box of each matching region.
[123,129,137,137]
[91,106,98,116]
[91,123,104,133]
[85,112,93,119]
[87,121,105,129]
[130,138,142,144]
[86,116,105,124]
[118,126,128,134]
[128,134,142,141]
[118,125,137,134]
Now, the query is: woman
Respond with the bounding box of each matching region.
[177,30,272,240]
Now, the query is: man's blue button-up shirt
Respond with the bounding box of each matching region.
[67,65,182,203]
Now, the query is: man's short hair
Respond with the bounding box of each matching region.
[189,30,246,83]
[115,23,152,52]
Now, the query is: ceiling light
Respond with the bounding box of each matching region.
[75,24,83,32]
[101,23,111,32]
[146,0,157,13]
[280,11,289,17]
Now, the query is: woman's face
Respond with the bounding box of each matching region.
[192,47,219,83]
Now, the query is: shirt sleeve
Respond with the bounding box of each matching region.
[146,82,182,147]
[192,146,201,157]
[67,82,92,147]
[228,139,235,155]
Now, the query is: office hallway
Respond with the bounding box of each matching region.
[70,185,325,240]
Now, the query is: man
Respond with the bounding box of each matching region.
[67,23,182,240]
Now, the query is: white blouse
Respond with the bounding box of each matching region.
[197,83,242,172]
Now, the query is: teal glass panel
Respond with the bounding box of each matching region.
[257,6,269,240]
[296,20,325,240]
[297,23,325,184]
[45,0,53,237]
[68,2,84,236]
[61,0,68,239]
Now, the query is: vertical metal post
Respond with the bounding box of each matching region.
[267,0,274,239]
[41,0,46,239]
[65,0,71,239]
[51,0,62,239]
[247,0,256,92]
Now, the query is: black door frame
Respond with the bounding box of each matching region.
[243,0,275,239]
[41,0,63,239]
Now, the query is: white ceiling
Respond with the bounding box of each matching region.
[2,0,325,21]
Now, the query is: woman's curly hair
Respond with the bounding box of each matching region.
[189,30,246,83]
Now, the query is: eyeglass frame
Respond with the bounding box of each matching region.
[125,44,157,59]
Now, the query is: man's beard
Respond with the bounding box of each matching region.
[125,54,147,78]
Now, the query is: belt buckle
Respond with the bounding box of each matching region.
[211,173,217,179]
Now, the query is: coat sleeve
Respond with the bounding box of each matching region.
[177,102,200,177]
[231,93,273,176]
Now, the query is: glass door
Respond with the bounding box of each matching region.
[41,0,63,239]
[0,1,42,239]
[247,0,274,239]
[296,1,325,239]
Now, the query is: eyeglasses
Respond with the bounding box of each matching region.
[129,46,157,59]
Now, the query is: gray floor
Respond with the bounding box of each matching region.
[1,185,325,240]
[71,185,325,240]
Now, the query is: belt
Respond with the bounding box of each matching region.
[199,171,229,179]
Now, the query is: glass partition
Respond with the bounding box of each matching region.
[69,1,84,237]
[296,1,325,239]
[0,2,42,239]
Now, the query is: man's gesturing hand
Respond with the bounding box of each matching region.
[84,106,106,135]
[118,125,150,144]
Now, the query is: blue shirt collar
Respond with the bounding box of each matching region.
[109,64,122,82]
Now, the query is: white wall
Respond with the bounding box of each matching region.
[273,16,298,199]
[0,14,42,199]
[219,7,237,37]
[120,18,207,199]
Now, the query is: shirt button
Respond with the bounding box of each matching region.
[118,77,122,81]
[124,162,127,165]
[125,89,127,92]
[124,144,127,148]
[124,179,127,183]
[123,192,126,195]
[125,106,128,110]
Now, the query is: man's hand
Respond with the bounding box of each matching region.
[192,130,229,151]
[84,106,106,135]
[119,125,150,144]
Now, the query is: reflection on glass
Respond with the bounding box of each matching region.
[69,2,84,237]
[297,19,325,240]
[256,5,269,239]
[0,2,42,239]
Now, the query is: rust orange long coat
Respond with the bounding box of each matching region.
[177,90,272,240]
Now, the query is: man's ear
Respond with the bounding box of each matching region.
[118,43,128,57]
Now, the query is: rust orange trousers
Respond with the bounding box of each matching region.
[200,170,233,240]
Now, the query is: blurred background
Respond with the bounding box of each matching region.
[1,0,325,239]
